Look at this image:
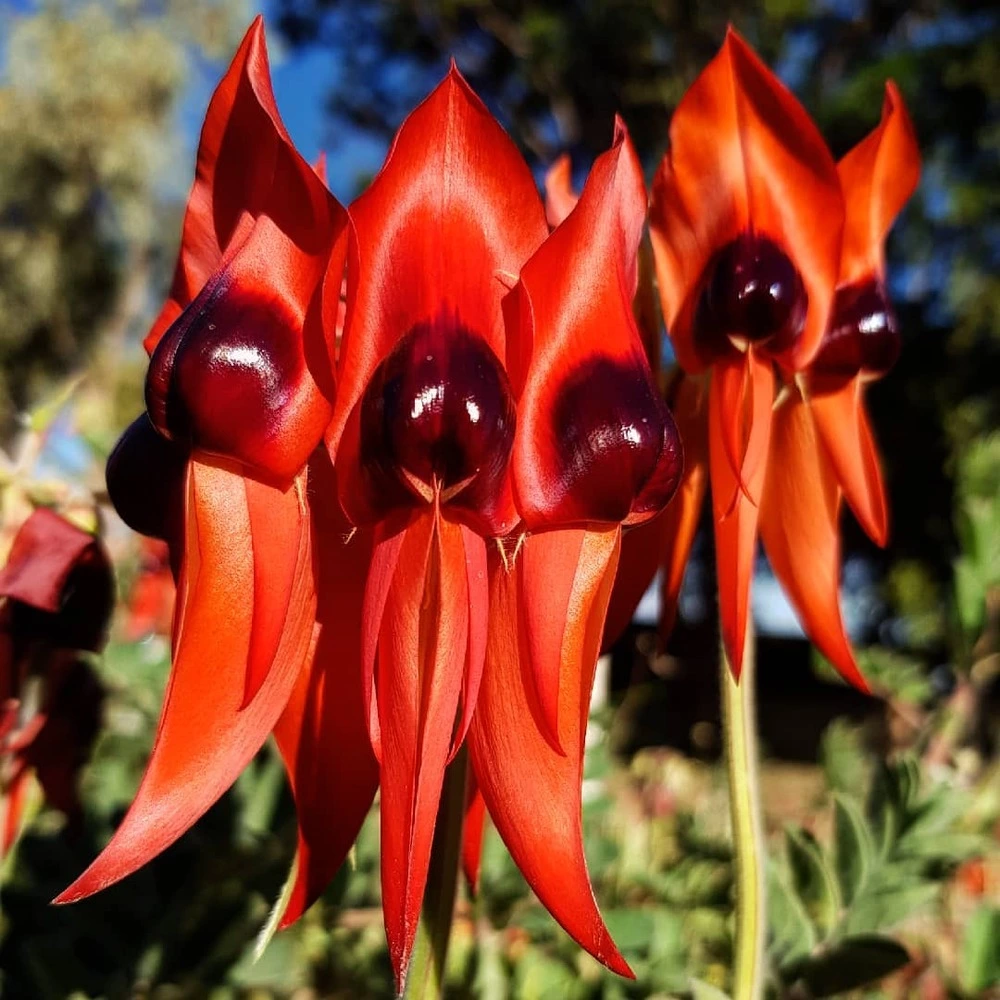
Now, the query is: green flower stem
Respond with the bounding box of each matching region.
[721,618,766,1000]
[404,744,469,1000]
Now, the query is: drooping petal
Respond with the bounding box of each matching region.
[513,120,681,529]
[376,506,479,988]
[759,394,868,690]
[838,81,920,286]
[469,528,632,977]
[544,154,579,228]
[330,66,547,533]
[650,27,842,373]
[709,353,774,677]
[461,770,487,895]
[143,19,346,483]
[272,452,379,925]
[56,458,314,902]
[603,373,709,648]
[807,378,888,546]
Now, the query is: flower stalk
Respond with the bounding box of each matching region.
[403,745,469,1000]
[721,617,766,1000]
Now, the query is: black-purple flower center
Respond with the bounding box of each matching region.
[696,234,807,355]
[811,279,899,382]
[359,322,515,514]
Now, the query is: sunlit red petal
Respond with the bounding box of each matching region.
[56,458,314,902]
[513,120,681,528]
[461,770,487,895]
[330,66,547,532]
[469,528,632,977]
[376,507,478,988]
[807,378,888,546]
[650,27,842,373]
[759,394,869,691]
[544,154,579,228]
[273,452,379,925]
[838,82,920,286]
[709,353,774,677]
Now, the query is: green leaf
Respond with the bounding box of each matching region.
[768,865,817,967]
[867,761,902,858]
[785,828,840,937]
[783,934,911,997]
[832,795,874,906]
[843,882,939,936]
[819,719,869,796]
[689,978,732,1000]
[601,909,654,952]
[960,906,1000,993]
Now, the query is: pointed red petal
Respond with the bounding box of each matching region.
[650,27,842,373]
[469,528,632,978]
[838,81,920,285]
[461,770,487,895]
[377,508,471,987]
[330,67,547,531]
[710,354,774,677]
[513,120,681,528]
[807,379,888,546]
[55,458,314,902]
[544,154,579,228]
[451,526,488,757]
[273,453,379,925]
[759,394,869,691]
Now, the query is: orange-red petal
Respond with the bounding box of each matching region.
[759,394,869,691]
[468,527,632,977]
[461,770,487,895]
[272,453,379,925]
[709,353,774,677]
[838,81,920,286]
[807,378,888,546]
[650,27,842,374]
[330,67,547,532]
[544,154,579,228]
[376,507,478,989]
[56,458,314,902]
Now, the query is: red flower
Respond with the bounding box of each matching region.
[58,18,366,911]
[0,509,110,854]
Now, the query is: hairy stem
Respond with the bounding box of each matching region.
[721,619,766,1000]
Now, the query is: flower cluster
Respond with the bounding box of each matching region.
[59,17,682,986]
[56,18,919,988]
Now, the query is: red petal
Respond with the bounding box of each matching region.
[710,353,774,678]
[0,509,101,613]
[649,27,842,373]
[807,378,888,546]
[603,374,710,648]
[469,528,632,977]
[55,458,314,902]
[452,526,488,757]
[759,394,869,691]
[330,66,547,531]
[461,770,487,895]
[544,154,579,228]
[272,452,379,925]
[838,81,920,286]
[376,507,472,987]
[513,120,681,528]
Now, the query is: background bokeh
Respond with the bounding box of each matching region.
[0,1,997,997]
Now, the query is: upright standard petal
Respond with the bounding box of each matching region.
[469,531,631,977]
[759,394,869,690]
[513,120,681,530]
[330,65,547,534]
[649,27,843,374]
[143,18,346,483]
[272,452,379,925]
[57,458,314,901]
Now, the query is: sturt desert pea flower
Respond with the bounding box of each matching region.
[122,538,175,641]
[465,121,682,977]
[56,18,375,912]
[324,65,550,984]
[647,27,845,675]
[758,83,920,686]
[0,508,110,854]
